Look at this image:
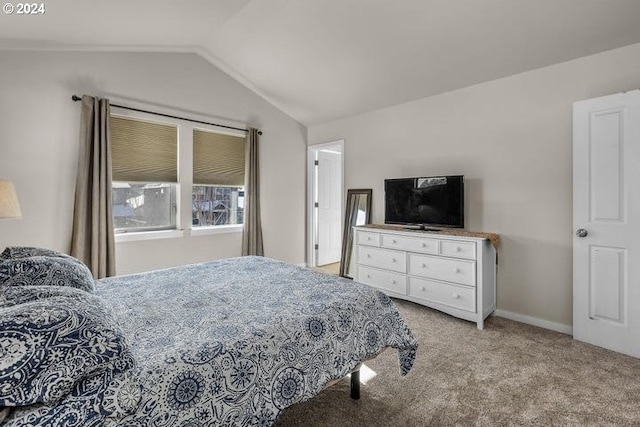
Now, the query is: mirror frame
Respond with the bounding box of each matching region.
[339,188,372,278]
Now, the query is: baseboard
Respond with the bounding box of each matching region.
[494,309,573,335]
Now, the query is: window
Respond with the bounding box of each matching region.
[112,183,175,230]
[110,115,178,233]
[109,108,247,238]
[192,186,244,226]
[192,128,246,228]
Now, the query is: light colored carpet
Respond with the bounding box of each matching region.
[314,262,341,275]
[275,299,640,426]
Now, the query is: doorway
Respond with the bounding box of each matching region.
[307,140,344,268]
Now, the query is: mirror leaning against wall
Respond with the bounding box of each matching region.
[339,189,372,279]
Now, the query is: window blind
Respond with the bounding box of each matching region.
[193,129,245,186]
[110,116,178,182]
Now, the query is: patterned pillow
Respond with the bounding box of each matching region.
[1,284,93,308]
[0,289,136,407]
[0,247,79,263]
[0,256,95,292]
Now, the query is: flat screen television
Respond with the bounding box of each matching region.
[384,175,464,229]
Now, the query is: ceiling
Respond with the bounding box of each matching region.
[2,0,640,125]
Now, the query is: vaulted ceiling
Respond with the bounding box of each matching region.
[2,0,640,125]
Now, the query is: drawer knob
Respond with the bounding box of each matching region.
[453,268,460,273]
[366,274,371,279]
[367,237,371,241]
[391,280,396,284]
[453,293,460,299]
[367,254,371,258]
[392,258,396,262]
[392,239,397,244]
[421,286,426,291]
[422,263,427,268]
[422,243,426,247]
[455,246,461,252]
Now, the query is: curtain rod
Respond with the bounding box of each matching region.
[71,95,261,135]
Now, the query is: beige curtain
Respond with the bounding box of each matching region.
[242,128,264,256]
[70,95,116,278]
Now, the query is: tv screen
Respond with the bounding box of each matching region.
[385,175,464,228]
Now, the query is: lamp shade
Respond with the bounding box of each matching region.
[0,180,22,219]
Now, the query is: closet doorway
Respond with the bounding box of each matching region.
[307,140,344,269]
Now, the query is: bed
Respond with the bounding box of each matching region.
[0,250,418,426]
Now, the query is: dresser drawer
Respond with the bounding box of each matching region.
[381,234,438,255]
[357,231,380,247]
[408,277,475,313]
[408,254,475,286]
[358,266,407,295]
[358,246,406,273]
[440,240,476,260]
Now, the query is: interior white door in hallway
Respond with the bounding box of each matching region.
[573,90,640,358]
[316,150,342,266]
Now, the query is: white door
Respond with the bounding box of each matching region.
[573,90,640,357]
[316,150,342,266]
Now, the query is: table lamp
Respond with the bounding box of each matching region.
[0,180,22,219]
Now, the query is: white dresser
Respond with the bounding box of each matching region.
[354,225,497,329]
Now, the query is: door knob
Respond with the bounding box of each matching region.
[576,228,588,238]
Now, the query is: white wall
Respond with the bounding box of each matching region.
[308,43,640,328]
[0,51,307,274]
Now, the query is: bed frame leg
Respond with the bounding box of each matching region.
[350,369,360,400]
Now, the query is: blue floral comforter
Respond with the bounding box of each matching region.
[6,256,417,426]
